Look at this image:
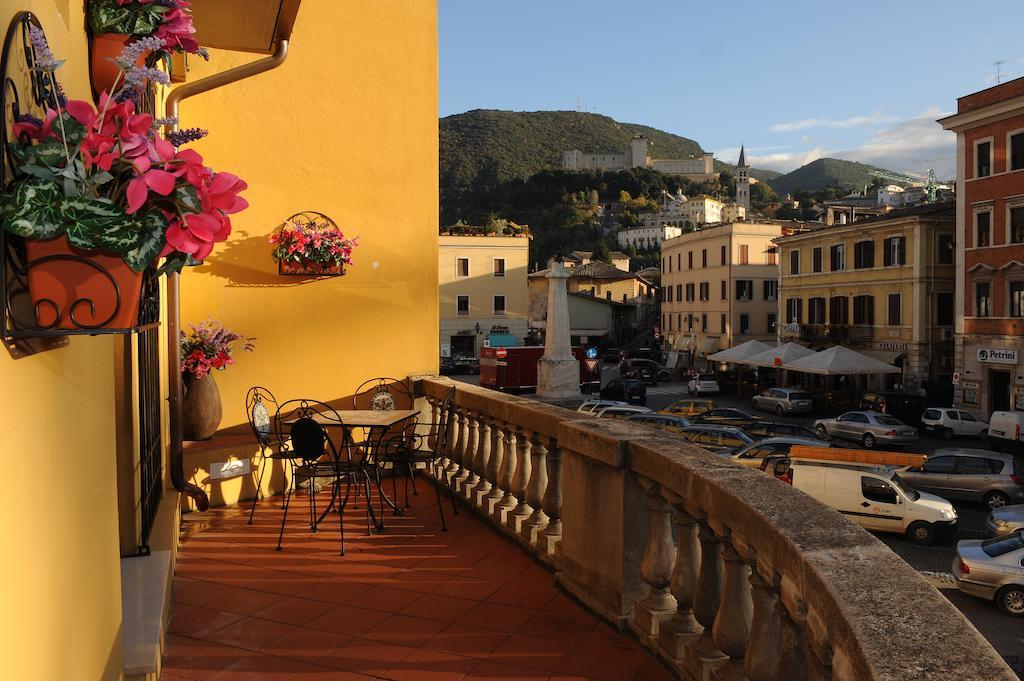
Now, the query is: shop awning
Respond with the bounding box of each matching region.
[859,349,904,365]
[707,339,776,362]
[742,342,816,368]
[783,345,901,375]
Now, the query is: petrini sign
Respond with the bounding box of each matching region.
[977,348,1018,365]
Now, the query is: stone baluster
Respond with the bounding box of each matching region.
[483,419,505,509]
[744,560,781,681]
[711,536,753,681]
[469,416,491,504]
[773,601,807,681]
[633,479,677,640]
[497,426,518,517]
[685,517,727,676]
[521,434,549,544]
[443,402,460,477]
[539,438,562,553]
[452,410,469,483]
[460,412,480,496]
[509,428,532,531]
[658,494,702,661]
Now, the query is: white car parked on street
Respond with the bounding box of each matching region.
[687,376,720,396]
[920,407,988,440]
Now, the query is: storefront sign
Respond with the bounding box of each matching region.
[877,342,908,352]
[977,348,1018,365]
[962,381,980,405]
[1015,385,1024,411]
[782,323,801,334]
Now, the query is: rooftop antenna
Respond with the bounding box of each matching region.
[994,60,1007,85]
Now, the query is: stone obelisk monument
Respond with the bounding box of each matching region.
[537,257,582,402]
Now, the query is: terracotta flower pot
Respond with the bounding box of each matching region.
[90,33,144,100]
[182,372,223,441]
[278,259,346,276]
[24,236,144,330]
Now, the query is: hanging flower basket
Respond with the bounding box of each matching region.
[270,212,358,277]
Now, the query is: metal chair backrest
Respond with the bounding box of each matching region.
[429,386,456,456]
[275,399,342,464]
[246,386,279,451]
[353,377,417,445]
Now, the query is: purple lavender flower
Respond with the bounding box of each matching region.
[114,87,139,105]
[153,116,178,129]
[15,113,43,127]
[28,25,63,71]
[166,127,208,147]
[115,36,165,69]
[124,65,171,88]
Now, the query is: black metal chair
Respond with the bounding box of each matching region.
[273,399,375,555]
[381,386,458,531]
[352,377,418,516]
[245,386,282,525]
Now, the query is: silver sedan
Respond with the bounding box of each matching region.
[813,410,918,449]
[988,505,1024,536]
[952,531,1024,616]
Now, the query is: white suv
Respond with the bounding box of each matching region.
[920,408,988,440]
[687,376,720,396]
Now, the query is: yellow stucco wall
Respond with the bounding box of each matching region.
[0,3,125,680]
[177,0,439,429]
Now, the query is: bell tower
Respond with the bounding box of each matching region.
[736,144,750,212]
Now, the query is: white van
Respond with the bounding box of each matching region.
[788,459,957,545]
[987,411,1024,453]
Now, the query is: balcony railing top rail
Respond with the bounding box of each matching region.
[413,375,1015,681]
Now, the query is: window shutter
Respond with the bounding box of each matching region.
[898,237,906,265]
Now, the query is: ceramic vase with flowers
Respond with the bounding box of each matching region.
[180,320,254,440]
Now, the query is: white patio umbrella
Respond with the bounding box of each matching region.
[706,339,776,363]
[743,342,817,368]
[782,345,901,375]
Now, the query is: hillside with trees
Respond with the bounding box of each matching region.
[768,158,917,196]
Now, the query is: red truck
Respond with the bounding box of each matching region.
[479,346,600,394]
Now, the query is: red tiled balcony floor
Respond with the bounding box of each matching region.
[162,492,673,681]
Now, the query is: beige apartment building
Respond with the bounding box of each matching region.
[660,223,786,365]
[773,203,955,394]
[439,232,530,358]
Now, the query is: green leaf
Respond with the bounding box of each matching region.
[175,185,201,212]
[3,181,64,239]
[157,252,189,276]
[60,196,128,251]
[18,164,58,182]
[124,211,167,272]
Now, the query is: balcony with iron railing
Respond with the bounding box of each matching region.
[163,376,1016,680]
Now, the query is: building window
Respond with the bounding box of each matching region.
[812,246,822,273]
[688,251,693,269]
[975,211,991,247]
[721,244,727,265]
[887,293,901,326]
[457,295,470,315]
[721,280,727,300]
[766,249,776,265]
[739,313,750,335]
[685,283,694,302]
[829,244,845,271]
[456,257,470,277]
[763,280,777,301]
[853,295,874,325]
[790,249,800,275]
[699,282,709,301]
[493,258,506,277]
[739,244,749,265]
[975,281,991,317]
[688,314,693,331]
[702,249,708,267]
[676,284,683,302]
[829,296,849,325]
[661,257,665,273]
[701,313,708,332]
[721,313,727,333]
[493,295,506,315]
[976,140,991,178]
[677,253,681,271]
[667,313,673,331]
[786,298,802,324]
[1011,206,1024,244]
[767,313,777,333]
[883,236,906,266]
[735,280,753,301]
[853,240,874,269]
[936,292,954,326]
[808,297,826,324]
[1012,132,1024,172]
[1011,282,1024,317]
[936,233,954,264]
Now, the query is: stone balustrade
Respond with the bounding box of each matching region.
[414,376,1015,681]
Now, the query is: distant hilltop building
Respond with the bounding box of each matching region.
[563,135,719,182]
[617,189,747,249]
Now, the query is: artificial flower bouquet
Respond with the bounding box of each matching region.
[269,215,358,276]
[180,319,254,379]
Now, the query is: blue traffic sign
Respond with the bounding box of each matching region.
[585,347,598,359]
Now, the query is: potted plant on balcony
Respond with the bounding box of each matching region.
[180,320,254,440]
[0,28,246,331]
[87,0,206,99]
[270,213,358,276]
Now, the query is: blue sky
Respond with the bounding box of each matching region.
[440,1,1024,179]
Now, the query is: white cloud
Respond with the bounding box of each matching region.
[833,107,956,179]
[769,112,898,133]
[747,147,829,172]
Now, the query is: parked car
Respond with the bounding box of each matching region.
[727,437,829,468]
[601,348,621,364]
[439,355,455,375]
[449,354,479,375]
[620,358,671,383]
[687,375,720,395]
[920,408,989,440]
[600,378,647,405]
[899,449,1024,510]
[789,459,957,545]
[659,398,715,417]
[813,411,918,449]
[751,387,814,416]
[577,399,626,415]
[626,413,692,434]
[676,425,754,454]
[759,454,794,483]
[595,405,652,419]
[987,505,1024,536]
[744,421,830,442]
[952,531,1024,616]
[692,408,759,426]
[987,411,1024,453]
[860,391,928,428]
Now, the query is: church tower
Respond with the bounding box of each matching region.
[736,144,750,213]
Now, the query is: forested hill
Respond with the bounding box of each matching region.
[768,158,918,196]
